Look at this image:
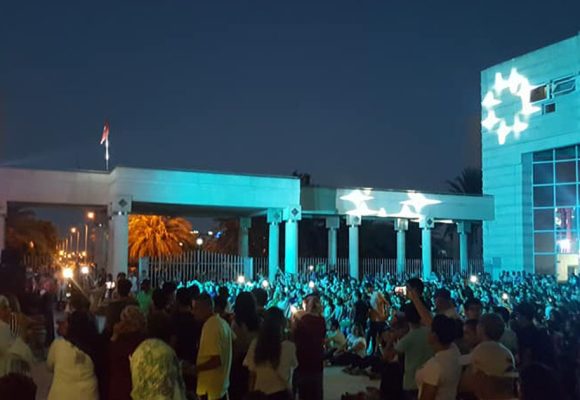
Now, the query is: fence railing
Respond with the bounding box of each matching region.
[143,251,252,289]
[22,254,55,270]
[142,252,486,287]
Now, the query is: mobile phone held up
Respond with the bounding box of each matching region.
[395,286,407,296]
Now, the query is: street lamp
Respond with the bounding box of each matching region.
[196,238,204,246]
[71,227,80,261]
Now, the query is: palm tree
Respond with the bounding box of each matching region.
[6,207,58,256]
[128,215,195,259]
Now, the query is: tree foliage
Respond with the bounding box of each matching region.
[6,208,58,256]
[128,215,194,259]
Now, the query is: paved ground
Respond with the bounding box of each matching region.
[32,364,377,400]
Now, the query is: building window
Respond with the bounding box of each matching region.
[530,85,547,102]
[532,145,580,274]
[552,77,576,97]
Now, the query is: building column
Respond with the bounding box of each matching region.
[457,221,471,274]
[239,217,252,279]
[326,216,340,269]
[267,209,282,283]
[395,218,408,276]
[283,206,301,275]
[347,215,361,279]
[420,217,434,279]
[108,196,132,277]
[0,200,6,258]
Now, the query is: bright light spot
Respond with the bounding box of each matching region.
[208,231,214,236]
[377,208,388,218]
[179,242,183,247]
[308,265,314,271]
[469,275,478,283]
[63,268,74,279]
[557,239,571,253]
[482,68,541,145]
[196,238,204,246]
[308,281,315,289]
[237,275,245,284]
[193,230,199,234]
[290,305,298,314]
[70,227,77,234]
[58,250,64,256]
[262,280,269,288]
[81,266,89,275]
[502,293,509,301]
[87,212,95,220]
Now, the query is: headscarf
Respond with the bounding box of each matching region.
[120,305,146,333]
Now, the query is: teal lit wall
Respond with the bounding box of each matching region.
[482,34,580,276]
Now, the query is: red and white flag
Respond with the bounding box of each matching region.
[100,121,110,145]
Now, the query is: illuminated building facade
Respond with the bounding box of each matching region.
[482,34,580,278]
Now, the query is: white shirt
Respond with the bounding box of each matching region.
[243,339,298,395]
[47,338,98,400]
[347,334,367,358]
[415,343,461,400]
[196,315,233,400]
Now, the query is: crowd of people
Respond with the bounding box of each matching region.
[0,263,579,400]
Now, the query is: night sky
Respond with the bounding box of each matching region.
[2,1,580,192]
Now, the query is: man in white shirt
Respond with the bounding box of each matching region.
[193,293,234,400]
[415,315,461,400]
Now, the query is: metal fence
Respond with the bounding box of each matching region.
[143,251,251,288]
[22,254,55,270]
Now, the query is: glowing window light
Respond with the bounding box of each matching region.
[482,68,541,145]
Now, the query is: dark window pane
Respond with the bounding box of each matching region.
[555,184,576,206]
[555,207,575,230]
[535,232,555,253]
[533,163,553,184]
[555,146,576,160]
[530,85,547,102]
[534,186,553,207]
[556,162,576,183]
[533,150,553,162]
[535,255,555,274]
[534,209,554,230]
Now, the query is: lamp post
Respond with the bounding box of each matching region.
[71,227,80,262]
[85,211,95,261]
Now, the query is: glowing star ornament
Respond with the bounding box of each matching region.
[482,68,541,145]
[401,193,441,214]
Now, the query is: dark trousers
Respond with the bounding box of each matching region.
[367,321,386,353]
[295,371,323,400]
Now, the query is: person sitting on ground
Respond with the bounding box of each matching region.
[415,315,461,400]
[325,318,347,360]
[331,324,367,369]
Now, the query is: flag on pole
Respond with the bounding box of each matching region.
[100,120,110,171]
[100,121,110,145]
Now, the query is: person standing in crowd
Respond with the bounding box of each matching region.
[512,302,555,368]
[433,289,460,320]
[367,289,388,355]
[352,291,369,335]
[415,315,461,400]
[244,307,297,400]
[171,288,200,363]
[136,279,153,315]
[394,303,434,399]
[293,294,326,400]
[47,311,100,400]
[229,292,260,400]
[251,287,268,322]
[104,278,137,338]
[518,363,569,400]
[106,305,147,400]
[493,307,518,356]
[460,313,517,400]
[147,289,172,341]
[194,293,233,400]
[130,336,186,400]
[463,298,483,321]
[460,319,480,354]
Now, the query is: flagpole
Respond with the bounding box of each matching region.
[105,138,109,171]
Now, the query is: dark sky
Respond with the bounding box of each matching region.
[2,1,580,192]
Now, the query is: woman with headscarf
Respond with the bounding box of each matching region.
[47,310,100,400]
[0,295,35,377]
[130,311,186,400]
[106,305,147,400]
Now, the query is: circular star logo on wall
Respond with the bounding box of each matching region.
[481,68,541,145]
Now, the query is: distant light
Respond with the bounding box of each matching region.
[179,242,183,247]
[502,293,509,301]
[63,268,74,279]
[29,241,34,249]
[193,230,199,234]
[70,227,77,234]
[81,251,87,257]
[262,280,269,288]
[81,266,89,275]
[469,275,478,284]
[87,211,95,220]
[308,281,315,289]
[308,265,314,271]
[58,250,64,256]
[196,238,204,246]
[290,305,298,314]
[208,231,214,236]
[237,275,245,284]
